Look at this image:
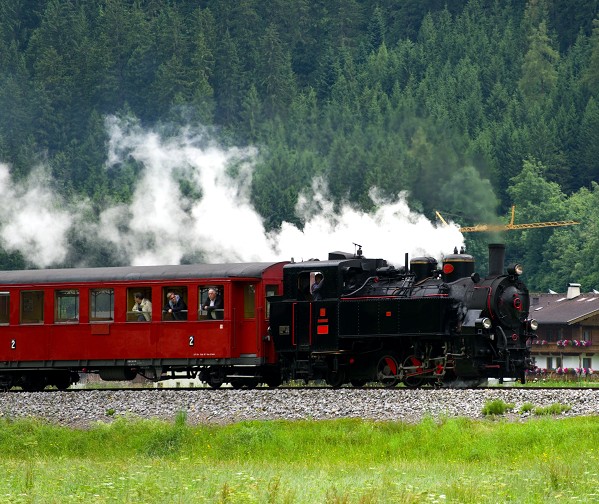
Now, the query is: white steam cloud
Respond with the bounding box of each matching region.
[0,116,464,268]
[0,164,73,265]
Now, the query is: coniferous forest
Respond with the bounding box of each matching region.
[1,0,599,292]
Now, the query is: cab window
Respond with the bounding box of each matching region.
[20,290,44,324]
[199,285,224,320]
[162,287,188,321]
[297,271,323,301]
[55,289,79,323]
[90,288,114,321]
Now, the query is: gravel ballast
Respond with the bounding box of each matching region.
[1,388,598,427]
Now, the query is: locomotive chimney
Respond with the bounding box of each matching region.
[488,243,505,276]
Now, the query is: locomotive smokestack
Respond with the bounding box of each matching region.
[488,243,505,276]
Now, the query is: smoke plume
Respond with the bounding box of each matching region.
[0,117,464,269]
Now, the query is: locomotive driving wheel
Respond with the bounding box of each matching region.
[402,355,425,388]
[376,354,399,387]
[326,368,346,388]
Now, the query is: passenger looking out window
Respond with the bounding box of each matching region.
[163,290,187,320]
[202,287,224,320]
[131,292,152,321]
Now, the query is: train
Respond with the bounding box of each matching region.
[0,243,536,391]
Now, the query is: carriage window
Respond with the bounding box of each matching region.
[265,285,279,318]
[244,284,255,319]
[20,291,44,324]
[127,288,152,322]
[162,287,188,321]
[0,292,9,324]
[55,290,79,323]
[198,285,224,320]
[90,288,114,321]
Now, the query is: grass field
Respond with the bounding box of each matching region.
[2,410,599,503]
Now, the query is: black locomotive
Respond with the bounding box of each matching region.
[268,243,537,387]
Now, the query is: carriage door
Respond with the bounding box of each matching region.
[231,281,258,356]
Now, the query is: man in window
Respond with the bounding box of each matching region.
[132,292,152,321]
[202,288,223,319]
[163,292,187,320]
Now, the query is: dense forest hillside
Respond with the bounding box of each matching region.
[1,0,599,292]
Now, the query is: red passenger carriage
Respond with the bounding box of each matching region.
[0,262,286,390]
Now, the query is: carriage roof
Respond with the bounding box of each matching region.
[0,262,284,286]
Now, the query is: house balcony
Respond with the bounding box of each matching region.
[530,339,594,352]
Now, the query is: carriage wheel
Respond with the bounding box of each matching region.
[206,367,224,389]
[376,354,399,387]
[54,372,72,391]
[21,374,47,392]
[403,355,425,388]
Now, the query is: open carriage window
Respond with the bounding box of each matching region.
[0,292,9,325]
[127,288,152,322]
[55,289,79,323]
[20,290,44,324]
[90,288,114,321]
[162,287,188,321]
[198,285,224,320]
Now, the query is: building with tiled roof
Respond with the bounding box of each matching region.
[530,283,599,372]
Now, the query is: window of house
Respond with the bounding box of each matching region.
[546,357,553,370]
[90,288,114,321]
[198,285,224,320]
[583,357,592,369]
[582,329,590,342]
[127,288,152,322]
[556,357,562,369]
[0,292,9,324]
[265,285,279,319]
[20,291,44,324]
[244,284,255,319]
[162,287,188,321]
[55,290,79,323]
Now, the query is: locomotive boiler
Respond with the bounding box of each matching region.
[268,243,537,387]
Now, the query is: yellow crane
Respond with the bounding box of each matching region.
[435,206,580,233]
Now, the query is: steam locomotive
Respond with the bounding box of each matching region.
[268,243,537,387]
[0,243,535,390]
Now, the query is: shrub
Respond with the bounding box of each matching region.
[533,403,572,416]
[482,399,514,416]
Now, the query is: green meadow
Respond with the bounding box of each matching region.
[2,412,599,503]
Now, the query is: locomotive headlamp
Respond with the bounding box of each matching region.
[507,263,523,276]
[475,317,493,330]
[528,319,539,331]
